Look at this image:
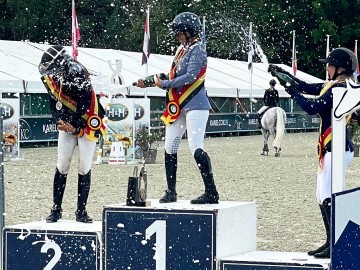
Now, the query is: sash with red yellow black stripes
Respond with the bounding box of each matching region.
[43,75,106,142]
[160,66,206,126]
[317,80,351,170]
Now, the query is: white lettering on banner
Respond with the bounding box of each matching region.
[248,119,257,124]
[20,128,30,140]
[209,119,229,127]
[108,108,126,118]
[286,118,296,124]
[312,118,320,124]
[3,106,12,118]
[43,124,57,134]
[134,106,143,120]
[20,119,31,140]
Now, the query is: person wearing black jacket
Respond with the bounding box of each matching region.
[38,45,106,223]
[269,47,357,258]
[257,79,279,128]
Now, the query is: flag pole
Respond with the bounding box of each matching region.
[290,30,296,112]
[355,40,359,81]
[144,7,150,99]
[248,22,253,112]
[325,35,330,81]
[292,30,297,76]
[202,16,206,50]
[72,0,80,60]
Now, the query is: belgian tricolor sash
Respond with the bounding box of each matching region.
[317,80,350,170]
[43,75,106,142]
[161,44,207,126]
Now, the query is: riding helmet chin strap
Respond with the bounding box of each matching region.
[333,66,346,80]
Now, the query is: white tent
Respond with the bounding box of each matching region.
[0,40,323,98]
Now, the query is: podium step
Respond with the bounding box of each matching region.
[4,220,102,270]
[220,251,330,270]
[103,199,256,270]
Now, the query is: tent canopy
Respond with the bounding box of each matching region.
[0,40,324,98]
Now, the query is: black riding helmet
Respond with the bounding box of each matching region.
[269,79,276,86]
[319,47,357,75]
[171,12,201,38]
[38,45,71,75]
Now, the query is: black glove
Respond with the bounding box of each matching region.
[268,64,295,87]
[284,80,299,95]
[268,64,292,78]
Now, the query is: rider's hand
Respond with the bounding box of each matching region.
[154,74,162,88]
[57,120,76,134]
[136,79,146,88]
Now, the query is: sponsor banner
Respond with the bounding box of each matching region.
[99,97,150,161]
[18,112,318,142]
[20,117,58,142]
[206,113,320,133]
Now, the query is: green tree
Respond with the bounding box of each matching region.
[1,0,359,78]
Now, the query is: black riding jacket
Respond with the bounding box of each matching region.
[264,88,279,107]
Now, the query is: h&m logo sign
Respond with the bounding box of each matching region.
[1,103,14,120]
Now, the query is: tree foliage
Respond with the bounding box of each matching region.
[1,0,359,78]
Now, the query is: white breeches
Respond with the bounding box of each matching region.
[164,110,209,156]
[57,131,96,175]
[258,106,269,115]
[316,151,354,204]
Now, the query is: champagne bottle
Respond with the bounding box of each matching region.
[133,73,167,87]
[273,71,293,85]
[268,64,293,86]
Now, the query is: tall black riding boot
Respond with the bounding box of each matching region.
[191,149,219,204]
[308,203,330,255]
[314,198,331,258]
[46,168,67,223]
[159,152,178,203]
[257,113,262,129]
[75,171,93,223]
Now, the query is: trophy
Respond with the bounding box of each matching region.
[126,162,149,207]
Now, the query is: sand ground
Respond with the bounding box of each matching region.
[4,131,360,253]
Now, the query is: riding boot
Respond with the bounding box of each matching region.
[257,113,262,129]
[75,171,93,223]
[46,168,67,223]
[191,149,219,204]
[313,198,331,258]
[159,152,178,203]
[308,203,330,255]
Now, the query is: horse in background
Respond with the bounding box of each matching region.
[260,107,286,157]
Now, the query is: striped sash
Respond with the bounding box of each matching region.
[317,80,350,170]
[161,43,206,126]
[43,75,106,142]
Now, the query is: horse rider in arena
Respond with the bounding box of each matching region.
[269,47,357,258]
[38,45,106,223]
[136,12,219,204]
[257,79,280,128]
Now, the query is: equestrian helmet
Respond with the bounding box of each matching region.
[269,79,276,86]
[38,45,71,75]
[171,12,201,37]
[319,47,357,74]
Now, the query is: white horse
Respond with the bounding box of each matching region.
[260,107,286,157]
